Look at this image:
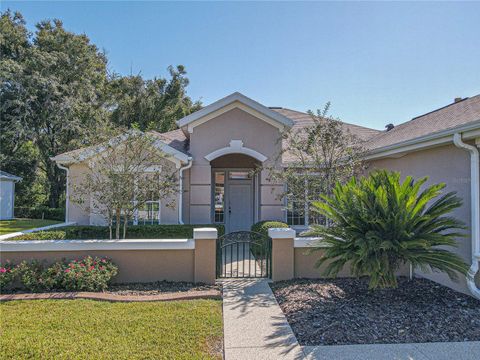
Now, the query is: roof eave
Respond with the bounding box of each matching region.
[365,119,480,160]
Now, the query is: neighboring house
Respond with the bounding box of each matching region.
[0,170,22,220]
[52,92,480,297]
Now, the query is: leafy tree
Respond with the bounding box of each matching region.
[268,103,365,225]
[108,65,201,132]
[71,131,179,239]
[1,10,200,209]
[307,170,469,289]
[1,11,109,207]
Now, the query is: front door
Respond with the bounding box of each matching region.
[227,181,253,232]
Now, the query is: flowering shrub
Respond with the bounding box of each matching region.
[6,257,118,293]
[16,260,64,292]
[61,256,118,291]
[0,261,17,290]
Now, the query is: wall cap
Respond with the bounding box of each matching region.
[193,228,218,240]
[268,228,296,239]
[0,239,195,252]
[294,237,326,248]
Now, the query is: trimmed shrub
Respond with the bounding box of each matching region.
[11,231,67,241]
[61,256,118,291]
[14,207,65,221]
[0,261,17,291]
[13,257,118,292]
[11,224,225,240]
[251,220,289,237]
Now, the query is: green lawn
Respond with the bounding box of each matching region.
[0,299,223,360]
[0,218,61,235]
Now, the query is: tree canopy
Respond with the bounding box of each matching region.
[0,10,201,208]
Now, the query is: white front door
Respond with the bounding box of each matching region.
[227,181,253,232]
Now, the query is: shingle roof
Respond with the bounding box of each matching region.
[365,95,480,150]
[0,170,22,181]
[52,94,480,164]
[272,108,381,142]
[150,129,190,154]
[52,130,190,164]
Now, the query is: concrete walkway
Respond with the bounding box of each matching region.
[222,278,480,360]
[303,341,480,360]
[222,279,304,359]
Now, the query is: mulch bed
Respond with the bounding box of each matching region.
[270,277,480,346]
[0,281,221,302]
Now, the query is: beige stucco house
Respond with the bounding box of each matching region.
[52,92,480,297]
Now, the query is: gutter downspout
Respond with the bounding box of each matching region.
[56,163,69,223]
[178,157,193,225]
[453,133,480,299]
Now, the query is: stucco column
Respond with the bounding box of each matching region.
[268,228,296,282]
[193,228,218,284]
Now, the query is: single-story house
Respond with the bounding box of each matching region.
[0,170,22,220]
[52,92,480,297]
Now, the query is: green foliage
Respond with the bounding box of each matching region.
[268,103,365,219]
[10,230,66,240]
[1,299,223,359]
[307,170,469,289]
[14,206,65,221]
[0,11,201,209]
[0,261,16,290]
[1,11,109,207]
[108,65,202,133]
[11,257,118,292]
[15,260,64,292]
[0,219,61,235]
[11,224,225,240]
[251,220,289,237]
[61,256,118,291]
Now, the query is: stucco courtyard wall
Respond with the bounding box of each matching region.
[368,143,478,294]
[294,248,409,279]
[1,249,196,283]
[0,229,218,284]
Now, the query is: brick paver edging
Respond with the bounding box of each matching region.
[0,289,221,303]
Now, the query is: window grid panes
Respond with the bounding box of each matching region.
[138,201,160,225]
[286,199,305,226]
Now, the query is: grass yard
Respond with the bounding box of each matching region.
[0,218,61,235]
[0,299,223,360]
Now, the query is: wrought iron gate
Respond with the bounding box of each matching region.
[216,231,272,278]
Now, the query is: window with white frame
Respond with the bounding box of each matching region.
[285,176,326,227]
[137,200,161,225]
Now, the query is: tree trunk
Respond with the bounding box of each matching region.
[47,161,64,208]
[115,208,121,240]
[109,216,113,240]
[123,214,128,239]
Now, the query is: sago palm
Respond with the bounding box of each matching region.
[307,170,469,289]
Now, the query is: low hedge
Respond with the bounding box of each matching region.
[11,224,225,240]
[14,207,65,221]
[0,256,118,292]
[251,220,289,237]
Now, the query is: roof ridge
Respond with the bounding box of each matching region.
[274,107,381,132]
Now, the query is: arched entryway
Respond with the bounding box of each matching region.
[210,154,261,233]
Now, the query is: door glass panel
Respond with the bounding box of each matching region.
[229,171,251,180]
[214,171,225,223]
